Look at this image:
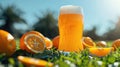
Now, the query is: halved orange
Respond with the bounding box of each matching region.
[18,56,53,67]
[45,37,53,49]
[52,35,59,49]
[0,30,16,56]
[89,47,112,57]
[112,39,120,51]
[82,37,96,49]
[20,31,46,53]
[96,41,107,47]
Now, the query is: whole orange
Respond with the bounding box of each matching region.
[52,36,59,49]
[0,30,16,56]
[20,31,46,53]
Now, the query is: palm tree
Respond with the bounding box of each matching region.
[33,11,58,38]
[0,5,26,35]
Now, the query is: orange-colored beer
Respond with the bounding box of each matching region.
[58,5,84,52]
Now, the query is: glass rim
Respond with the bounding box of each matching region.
[60,5,84,15]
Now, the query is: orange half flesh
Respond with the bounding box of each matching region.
[89,47,112,57]
[24,34,45,53]
[82,37,96,49]
[45,37,53,49]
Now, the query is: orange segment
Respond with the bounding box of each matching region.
[18,56,53,67]
[0,30,16,56]
[89,47,112,57]
[52,36,59,49]
[20,31,46,53]
[82,37,96,49]
[45,37,53,49]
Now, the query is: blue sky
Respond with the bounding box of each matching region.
[0,0,120,35]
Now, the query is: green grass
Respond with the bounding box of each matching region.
[16,39,20,50]
[107,41,113,47]
[0,40,120,67]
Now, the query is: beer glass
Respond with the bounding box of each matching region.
[58,5,84,52]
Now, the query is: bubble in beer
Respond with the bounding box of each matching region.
[60,5,83,15]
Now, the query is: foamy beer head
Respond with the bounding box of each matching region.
[60,5,83,15]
